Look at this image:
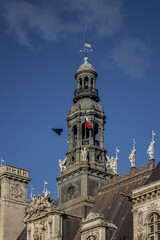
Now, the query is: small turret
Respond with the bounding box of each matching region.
[73,57,99,103]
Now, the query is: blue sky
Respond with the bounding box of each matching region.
[0,0,160,199]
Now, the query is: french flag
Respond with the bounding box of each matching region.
[85,116,92,129]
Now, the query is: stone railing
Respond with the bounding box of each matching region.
[0,165,29,177]
[74,87,98,97]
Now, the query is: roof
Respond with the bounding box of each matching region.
[16,227,27,240]
[145,161,160,184]
[92,163,155,239]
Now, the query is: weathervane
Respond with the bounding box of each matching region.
[80,27,93,58]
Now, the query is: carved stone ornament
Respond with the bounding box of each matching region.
[138,211,143,232]
[33,221,48,240]
[65,183,77,200]
[148,203,158,210]
[10,181,24,199]
[25,194,53,217]
[95,150,103,164]
[59,156,67,171]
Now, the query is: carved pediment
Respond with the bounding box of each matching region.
[24,194,59,222]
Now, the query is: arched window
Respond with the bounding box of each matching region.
[82,122,89,145]
[91,78,94,90]
[72,125,77,147]
[87,236,96,240]
[94,123,99,146]
[148,212,160,240]
[79,78,82,89]
[84,77,89,89]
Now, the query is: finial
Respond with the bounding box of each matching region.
[30,185,34,200]
[152,130,156,142]
[1,158,4,166]
[133,139,136,150]
[43,180,48,195]
[116,147,120,158]
[80,27,93,59]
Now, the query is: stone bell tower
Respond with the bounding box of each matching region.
[57,57,111,218]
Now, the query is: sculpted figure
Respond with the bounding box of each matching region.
[129,148,136,167]
[81,147,87,161]
[112,157,118,174]
[59,156,67,171]
[105,155,114,168]
[105,155,118,174]
[147,140,155,159]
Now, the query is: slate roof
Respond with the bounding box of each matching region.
[16,227,27,240]
[145,161,160,184]
[92,163,155,240]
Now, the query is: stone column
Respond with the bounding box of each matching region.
[93,78,95,92]
[89,77,91,89]
[77,78,80,89]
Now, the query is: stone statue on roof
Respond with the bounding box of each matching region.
[105,155,114,169]
[129,149,136,167]
[129,139,136,167]
[59,156,67,171]
[147,130,156,159]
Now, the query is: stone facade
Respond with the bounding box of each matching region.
[0,164,31,240]
[132,163,160,239]
[24,194,63,240]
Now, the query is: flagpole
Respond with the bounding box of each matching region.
[60,135,69,144]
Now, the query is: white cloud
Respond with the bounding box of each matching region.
[0,0,151,78]
[1,0,124,47]
[110,37,150,79]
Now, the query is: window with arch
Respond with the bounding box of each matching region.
[148,212,160,240]
[79,78,82,89]
[91,77,94,90]
[84,77,89,89]
[72,125,77,147]
[94,123,99,146]
[87,236,96,240]
[82,123,89,139]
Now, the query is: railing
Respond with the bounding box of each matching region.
[74,87,98,97]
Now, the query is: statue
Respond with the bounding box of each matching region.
[112,156,118,174]
[129,149,136,167]
[147,141,155,159]
[59,156,67,171]
[147,130,156,159]
[81,147,87,161]
[105,155,114,168]
[105,155,118,174]
[129,139,136,167]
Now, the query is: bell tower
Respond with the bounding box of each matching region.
[57,56,111,218]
